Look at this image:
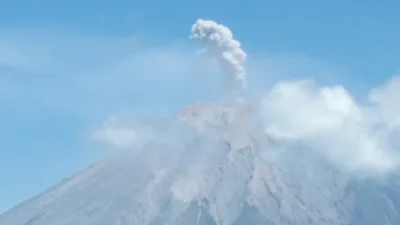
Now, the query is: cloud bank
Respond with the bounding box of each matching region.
[259,77,400,176]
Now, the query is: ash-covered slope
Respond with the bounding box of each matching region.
[1,102,400,225]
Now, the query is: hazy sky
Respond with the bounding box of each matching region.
[1,1,400,213]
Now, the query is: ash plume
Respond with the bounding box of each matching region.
[191,19,247,96]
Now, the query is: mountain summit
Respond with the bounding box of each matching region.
[1,102,400,225]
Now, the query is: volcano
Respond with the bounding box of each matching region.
[1,102,400,225]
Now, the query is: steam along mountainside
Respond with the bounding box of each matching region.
[2,18,400,225]
[1,102,400,225]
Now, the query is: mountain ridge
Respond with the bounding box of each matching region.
[1,101,400,225]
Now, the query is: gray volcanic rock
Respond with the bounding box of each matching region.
[1,102,399,225]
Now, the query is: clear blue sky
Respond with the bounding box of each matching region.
[1,1,399,213]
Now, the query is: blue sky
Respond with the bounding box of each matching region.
[1,1,400,213]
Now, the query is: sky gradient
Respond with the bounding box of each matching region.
[1,1,400,213]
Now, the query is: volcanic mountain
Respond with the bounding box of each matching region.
[1,101,400,225]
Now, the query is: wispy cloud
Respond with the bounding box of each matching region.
[90,115,157,150]
[0,30,222,121]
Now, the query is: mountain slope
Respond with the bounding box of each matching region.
[1,102,400,225]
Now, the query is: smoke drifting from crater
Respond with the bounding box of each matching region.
[191,19,247,96]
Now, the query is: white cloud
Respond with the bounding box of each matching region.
[90,116,155,150]
[368,76,400,131]
[260,77,400,176]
